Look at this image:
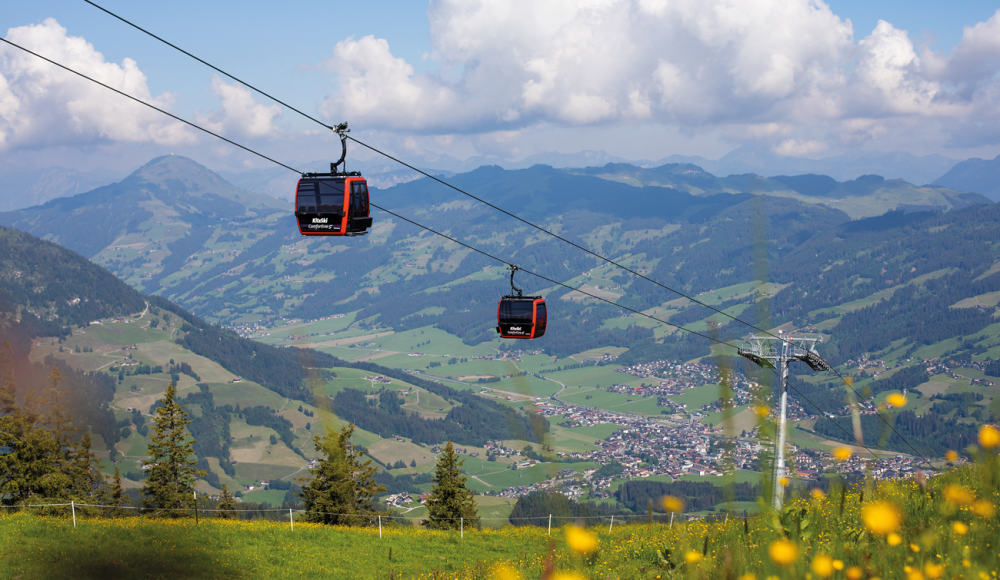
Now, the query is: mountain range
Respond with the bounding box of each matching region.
[9,147,1000,211]
[3,151,999,499]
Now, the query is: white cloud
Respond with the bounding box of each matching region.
[194,76,283,139]
[321,0,853,134]
[319,0,1000,151]
[0,18,194,151]
[774,139,829,156]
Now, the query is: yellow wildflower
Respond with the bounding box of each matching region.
[906,569,925,580]
[979,425,1000,449]
[943,484,974,506]
[887,532,902,546]
[811,488,826,500]
[952,521,968,535]
[684,551,703,564]
[862,501,901,535]
[737,575,757,580]
[755,405,770,418]
[778,476,790,487]
[945,450,958,462]
[910,543,920,552]
[811,554,835,578]
[923,562,944,579]
[550,573,588,580]
[833,447,852,461]
[972,499,995,518]
[564,525,598,554]
[493,564,523,580]
[887,393,907,407]
[661,495,685,513]
[833,560,844,570]
[846,566,863,580]
[769,539,798,566]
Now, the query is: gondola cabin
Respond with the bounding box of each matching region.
[497,296,546,339]
[295,175,372,236]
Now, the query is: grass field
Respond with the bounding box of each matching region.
[557,388,662,415]
[677,469,762,485]
[241,489,288,506]
[543,365,644,390]
[668,383,723,410]
[2,428,999,580]
[549,423,625,453]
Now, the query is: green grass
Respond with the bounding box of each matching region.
[543,365,643,390]
[205,382,287,409]
[677,469,762,485]
[549,423,625,453]
[242,490,289,506]
[668,384,723,410]
[558,388,659,414]
[88,324,169,346]
[233,463,299,483]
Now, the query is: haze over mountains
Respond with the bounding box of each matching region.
[6,147,1000,211]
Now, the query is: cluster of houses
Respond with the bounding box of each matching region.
[926,358,997,387]
[223,321,269,339]
[478,388,928,500]
[471,349,543,363]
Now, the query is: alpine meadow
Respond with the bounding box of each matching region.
[3,1,1000,579]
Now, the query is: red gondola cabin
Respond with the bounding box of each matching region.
[295,175,372,236]
[497,296,546,339]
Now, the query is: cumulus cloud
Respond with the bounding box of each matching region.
[321,0,852,134]
[319,1,1000,151]
[0,18,194,151]
[194,76,283,139]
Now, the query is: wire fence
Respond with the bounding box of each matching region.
[0,501,735,537]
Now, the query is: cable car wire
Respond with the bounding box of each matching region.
[78,0,919,426]
[374,204,888,465]
[77,0,801,347]
[6,30,905,466]
[0,37,299,174]
[81,0,336,132]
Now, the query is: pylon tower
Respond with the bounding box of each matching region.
[738,332,831,510]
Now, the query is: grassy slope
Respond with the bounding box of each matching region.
[2,460,996,580]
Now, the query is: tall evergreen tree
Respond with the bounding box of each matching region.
[0,349,103,506]
[142,382,204,516]
[298,423,385,525]
[218,483,237,520]
[424,441,479,530]
[101,467,127,517]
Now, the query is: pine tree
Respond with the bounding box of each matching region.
[97,467,128,517]
[298,423,385,525]
[142,382,204,516]
[0,352,97,506]
[424,441,479,530]
[218,483,237,520]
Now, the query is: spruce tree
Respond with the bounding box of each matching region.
[104,467,127,517]
[0,351,100,506]
[424,441,479,530]
[218,483,237,520]
[298,423,385,525]
[142,382,204,516]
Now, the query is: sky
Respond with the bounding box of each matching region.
[3,0,1000,175]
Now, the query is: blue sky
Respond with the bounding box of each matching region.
[3,0,1000,173]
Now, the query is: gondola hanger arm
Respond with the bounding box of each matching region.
[508,264,522,297]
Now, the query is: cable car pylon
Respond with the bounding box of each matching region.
[738,332,830,510]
